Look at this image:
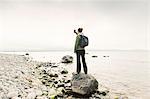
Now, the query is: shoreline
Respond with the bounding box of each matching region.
[0,53,113,99]
[1,52,149,98]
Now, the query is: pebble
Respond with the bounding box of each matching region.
[0,53,114,99]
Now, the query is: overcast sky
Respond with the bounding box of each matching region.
[0,0,149,51]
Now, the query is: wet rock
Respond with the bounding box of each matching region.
[42,81,46,85]
[54,81,58,84]
[64,80,71,83]
[18,95,21,97]
[48,80,53,83]
[61,55,73,63]
[92,55,98,58]
[49,73,58,77]
[101,91,107,96]
[71,73,98,95]
[25,53,29,55]
[36,64,42,68]
[61,69,68,74]
[103,56,109,57]
[51,65,58,68]
[56,83,65,88]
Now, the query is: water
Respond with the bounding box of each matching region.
[2,50,150,99]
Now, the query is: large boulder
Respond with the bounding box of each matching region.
[61,55,73,63]
[71,73,98,95]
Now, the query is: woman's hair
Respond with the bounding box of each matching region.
[78,28,83,33]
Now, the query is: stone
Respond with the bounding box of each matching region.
[7,91,18,98]
[25,53,29,55]
[49,95,56,99]
[54,81,58,84]
[92,55,98,58]
[101,91,107,96]
[65,83,71,87]
[49,73,58,77]
[57,93,64,98]
[36,96,48,99]
[71,73,98,95]
[103,56,109,57]
[51,65,58,68]
[35,89,43,96]
[61,69,68,74]
[61,55,73,63]
[48,88,57,98]
[26,91,36,99]
[12,96,22,99]
[56,83,65,88]
[64,80,71,83]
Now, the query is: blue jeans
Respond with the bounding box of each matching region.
[76,50,87,74]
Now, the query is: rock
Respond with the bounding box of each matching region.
[54,81,58,84]
[92,55,98,58]
[49,95,56,99]
[71,73,98,95]
[48,80,53,83]
[39,62,52,67]
[49,73,58,77]
[103,56,109,57]
[48,88,57,98]
[56,83,65,88]
[36,96,48,99]
[61,69,68,74]
[64,80,71,83]
[61,55,73,63]
[57,93,64,98]
[26,91,36,99]
[25,53,29,55]
[12,96,22,99]
[65,83,71,87]
[51,65,58,68]
[35,89,43,96]
[101,91,107,96]
[7,91,18,98]
[66,96,72,99]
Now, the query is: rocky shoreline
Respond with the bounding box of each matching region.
[0,53,112,99]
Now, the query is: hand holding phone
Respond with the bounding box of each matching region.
[74,30,77,34]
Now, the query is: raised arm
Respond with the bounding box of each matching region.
[74,30,77,35]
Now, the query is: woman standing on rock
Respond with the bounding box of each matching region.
[74,28,88,74]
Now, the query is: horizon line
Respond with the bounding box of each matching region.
[0,49,149,52]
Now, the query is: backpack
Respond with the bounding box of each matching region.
[80,35,89,48]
